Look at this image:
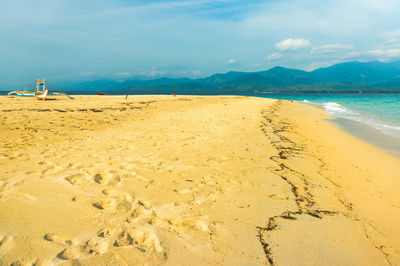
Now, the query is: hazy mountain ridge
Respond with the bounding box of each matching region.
[58,60,400,93]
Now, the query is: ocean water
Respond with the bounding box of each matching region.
[253,93,400,139]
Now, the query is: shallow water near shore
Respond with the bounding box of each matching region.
[331,117,400,158]
[253,92,400,157]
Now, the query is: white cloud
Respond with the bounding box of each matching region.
[367,49,400,58]
[383,38,400,47]
[343,51,363,58]
[306,61,342,71]
[275,38,311,51]
[227,58,237,64]
[311,44,354,54]
[148,66,168,77]
[266,52,283,61]
[116,72,131,77]
[385,38,399,44]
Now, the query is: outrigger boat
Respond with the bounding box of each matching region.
[8,79,73,100]
[16,91,36,97]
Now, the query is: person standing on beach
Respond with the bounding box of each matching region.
[173,88,176,97]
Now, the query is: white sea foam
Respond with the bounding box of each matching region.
[322,102,356,115]
[303,100,400,138]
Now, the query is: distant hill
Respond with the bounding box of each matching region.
[56,60,400,94]
[200,71,246,86]
[310,61,400,84]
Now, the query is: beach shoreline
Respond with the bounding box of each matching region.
[0,95,399,265]
[330,117,400,158]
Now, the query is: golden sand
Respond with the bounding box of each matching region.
[0,95,399,265]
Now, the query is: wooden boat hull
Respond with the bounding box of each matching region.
[35,89,48,100]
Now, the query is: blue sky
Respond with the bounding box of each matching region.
[1,0,400,87]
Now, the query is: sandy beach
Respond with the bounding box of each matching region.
[0,95,399,265]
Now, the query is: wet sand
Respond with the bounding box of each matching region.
[331,117,400,158]
[0,95,399,265]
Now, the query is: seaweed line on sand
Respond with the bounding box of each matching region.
[256,100,393,265]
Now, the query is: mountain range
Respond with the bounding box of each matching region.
[59,60,400,94]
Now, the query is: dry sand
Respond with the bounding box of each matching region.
[0,95,399,265]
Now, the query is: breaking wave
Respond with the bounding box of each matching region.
[302,100,400,138]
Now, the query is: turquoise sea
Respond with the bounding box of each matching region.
[252,93,400,139]
[247,92,400,157]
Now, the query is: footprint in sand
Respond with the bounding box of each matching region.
[0,235,13,247]
[40,162,64,177]
[93,171,121,187]
[9,258,47,266]
[92,189,135,213]
[49,235,109,262]
[82,238,109,255]
[43,233,76,247]
[64,173,89,185]
[134,173,149,183]
[18,192,37,202]
[97,226,117,239]
[177,188,193,195]
[114,228,163,253]
[94,173,107,184]
[0,180,12,197]
[129,227,163,252]
[113,230,134,247]
[170,217,211,233]
[102,188,134,201]
[57,245,85,260]
[64,170,121,187]
[92,199,116,210]
[119,168,148,182]
[0,235,14,256]
[88,196,215,259]
[267,193,289,200]
[0,180,29,201]
[127,204,155,225]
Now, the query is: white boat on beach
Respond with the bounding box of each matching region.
[8,79,73,100]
